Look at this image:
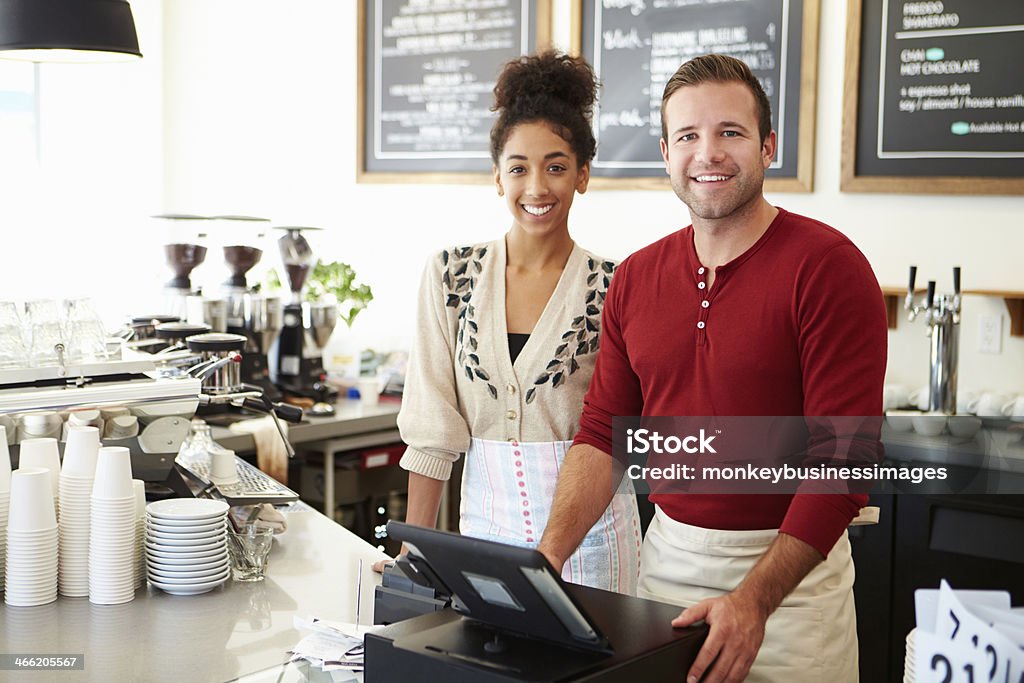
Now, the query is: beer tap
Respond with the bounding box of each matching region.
[905,266,962,414]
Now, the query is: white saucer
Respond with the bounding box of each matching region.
[147,519,225,533]
[148,561,229,580]
[148,556,229,573]
[146,499,228,520]
[146,526,226,541]
[145,537,226,554]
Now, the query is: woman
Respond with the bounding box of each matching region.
[392,51,639,593]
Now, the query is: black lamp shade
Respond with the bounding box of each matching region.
[0,0,142,60]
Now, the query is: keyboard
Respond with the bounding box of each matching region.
[177,454,300,506]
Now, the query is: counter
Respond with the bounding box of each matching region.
[0,508,388,682]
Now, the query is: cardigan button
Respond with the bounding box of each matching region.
[506,383,516,394]
[506,410,517,420]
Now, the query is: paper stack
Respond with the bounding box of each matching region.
[912,580,1024,682]
[289,616,382,681]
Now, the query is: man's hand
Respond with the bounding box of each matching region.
[371,557,397,574]
[671,588,768,683]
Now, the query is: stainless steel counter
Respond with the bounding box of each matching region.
[0,508,388,682]
[210,399,401,453]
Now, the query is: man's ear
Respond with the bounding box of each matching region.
[761,131,777,170]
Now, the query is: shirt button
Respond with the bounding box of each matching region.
[506,383,516,394]
[701,300,709,308]
[697,321,705,329]
[506,410,517,420]
[697,282,706,290]
[698,267,705,274]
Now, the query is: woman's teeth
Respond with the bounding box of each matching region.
[523,204,553,216]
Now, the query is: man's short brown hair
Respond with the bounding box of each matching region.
[660,54,772,144]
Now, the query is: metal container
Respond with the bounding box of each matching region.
[243,295,283,354]
[186,333,246,395]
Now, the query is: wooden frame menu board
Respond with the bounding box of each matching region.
[842,0,1024,194]
[571,0,819,192]
[358,0,552,184]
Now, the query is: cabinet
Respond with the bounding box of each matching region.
[850,477,1024,681]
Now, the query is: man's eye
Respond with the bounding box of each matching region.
[678,133,696,142]
[722,131,739,137]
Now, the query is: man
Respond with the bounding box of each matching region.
[538,54,887,682]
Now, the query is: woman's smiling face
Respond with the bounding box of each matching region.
[494,121,589,237]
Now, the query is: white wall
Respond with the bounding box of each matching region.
[0,0,164,324]
[160,0,1024,395]
[4,1,1015,394]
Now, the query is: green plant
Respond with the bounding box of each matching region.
[264,261,373,327]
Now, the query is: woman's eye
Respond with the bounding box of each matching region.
[548,164,566,173]
[508,166,525,174]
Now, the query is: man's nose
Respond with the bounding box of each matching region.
[694,138,726,164]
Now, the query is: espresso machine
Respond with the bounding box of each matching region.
[268,227,338,409]
[213,216,283,400]
[905,266,962,414]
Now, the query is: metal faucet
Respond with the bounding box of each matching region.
[905,266,961,414]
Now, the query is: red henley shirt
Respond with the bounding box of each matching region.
[573,208,888,557]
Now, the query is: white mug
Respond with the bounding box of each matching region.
[956,390,980,415]
[1001,396,1024,421]
[973,392,1012,417]
[883,384,909,411]
[907,387,931,411]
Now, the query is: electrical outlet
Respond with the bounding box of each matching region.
[978,314,1002,354]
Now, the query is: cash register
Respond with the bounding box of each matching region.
[365,522,707,682]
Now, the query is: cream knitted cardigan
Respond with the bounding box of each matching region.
[398,237,616,481]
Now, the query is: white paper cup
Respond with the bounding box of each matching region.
[209,449,238,484]
[18,412,62,440]
[7,468,57,531]
[62,426,100,479]
[0,425,11,492]
[17,438,61,498]
[91,447,134,500]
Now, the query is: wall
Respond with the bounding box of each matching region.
[0,0,164,324]
[160,0,1024,395]
[2,1,1015,395]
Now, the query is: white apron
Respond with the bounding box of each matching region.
[638,507,859,682]
[461,437,640,595]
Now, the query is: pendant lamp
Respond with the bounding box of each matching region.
[0,0,142,62]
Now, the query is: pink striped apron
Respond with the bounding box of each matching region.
[460,437,640,595]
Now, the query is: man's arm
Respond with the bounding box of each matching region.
[537,443,616,571]
[672,532,822,683]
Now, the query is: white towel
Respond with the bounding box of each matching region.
[229,416,289,485]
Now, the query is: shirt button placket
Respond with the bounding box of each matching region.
[696,267,709,344]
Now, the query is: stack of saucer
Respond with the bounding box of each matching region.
[58,426,99,597]
[145,499,229,596]
[89,447,138,605]
[5,468,58,606]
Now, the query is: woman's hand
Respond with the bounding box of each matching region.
[371,556,399,574]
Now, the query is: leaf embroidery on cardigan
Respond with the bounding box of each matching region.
[442,245,498,400]
[526,256,615,405]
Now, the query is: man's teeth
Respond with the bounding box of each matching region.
[523,204,553,216]
[695,175,730,182]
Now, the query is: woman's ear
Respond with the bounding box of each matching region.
[576,162,591,195]
[493,165,504,196]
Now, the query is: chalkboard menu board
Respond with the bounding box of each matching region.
[575,0,819,191]
[358,0,551,182]
[842,1,1024,194]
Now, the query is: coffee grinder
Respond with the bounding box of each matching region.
[269,227,337,407]
[156,214,210,321]
[214,216,283,400]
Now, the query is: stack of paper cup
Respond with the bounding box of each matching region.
[0,425,11,592]
[88,447,137,605]
[58,426,100,597]
[5,468,58,606]
[132,480,146,589]
[18,437,61,521]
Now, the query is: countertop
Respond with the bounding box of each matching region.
[211,399,401,454]
[0,508,388,682]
